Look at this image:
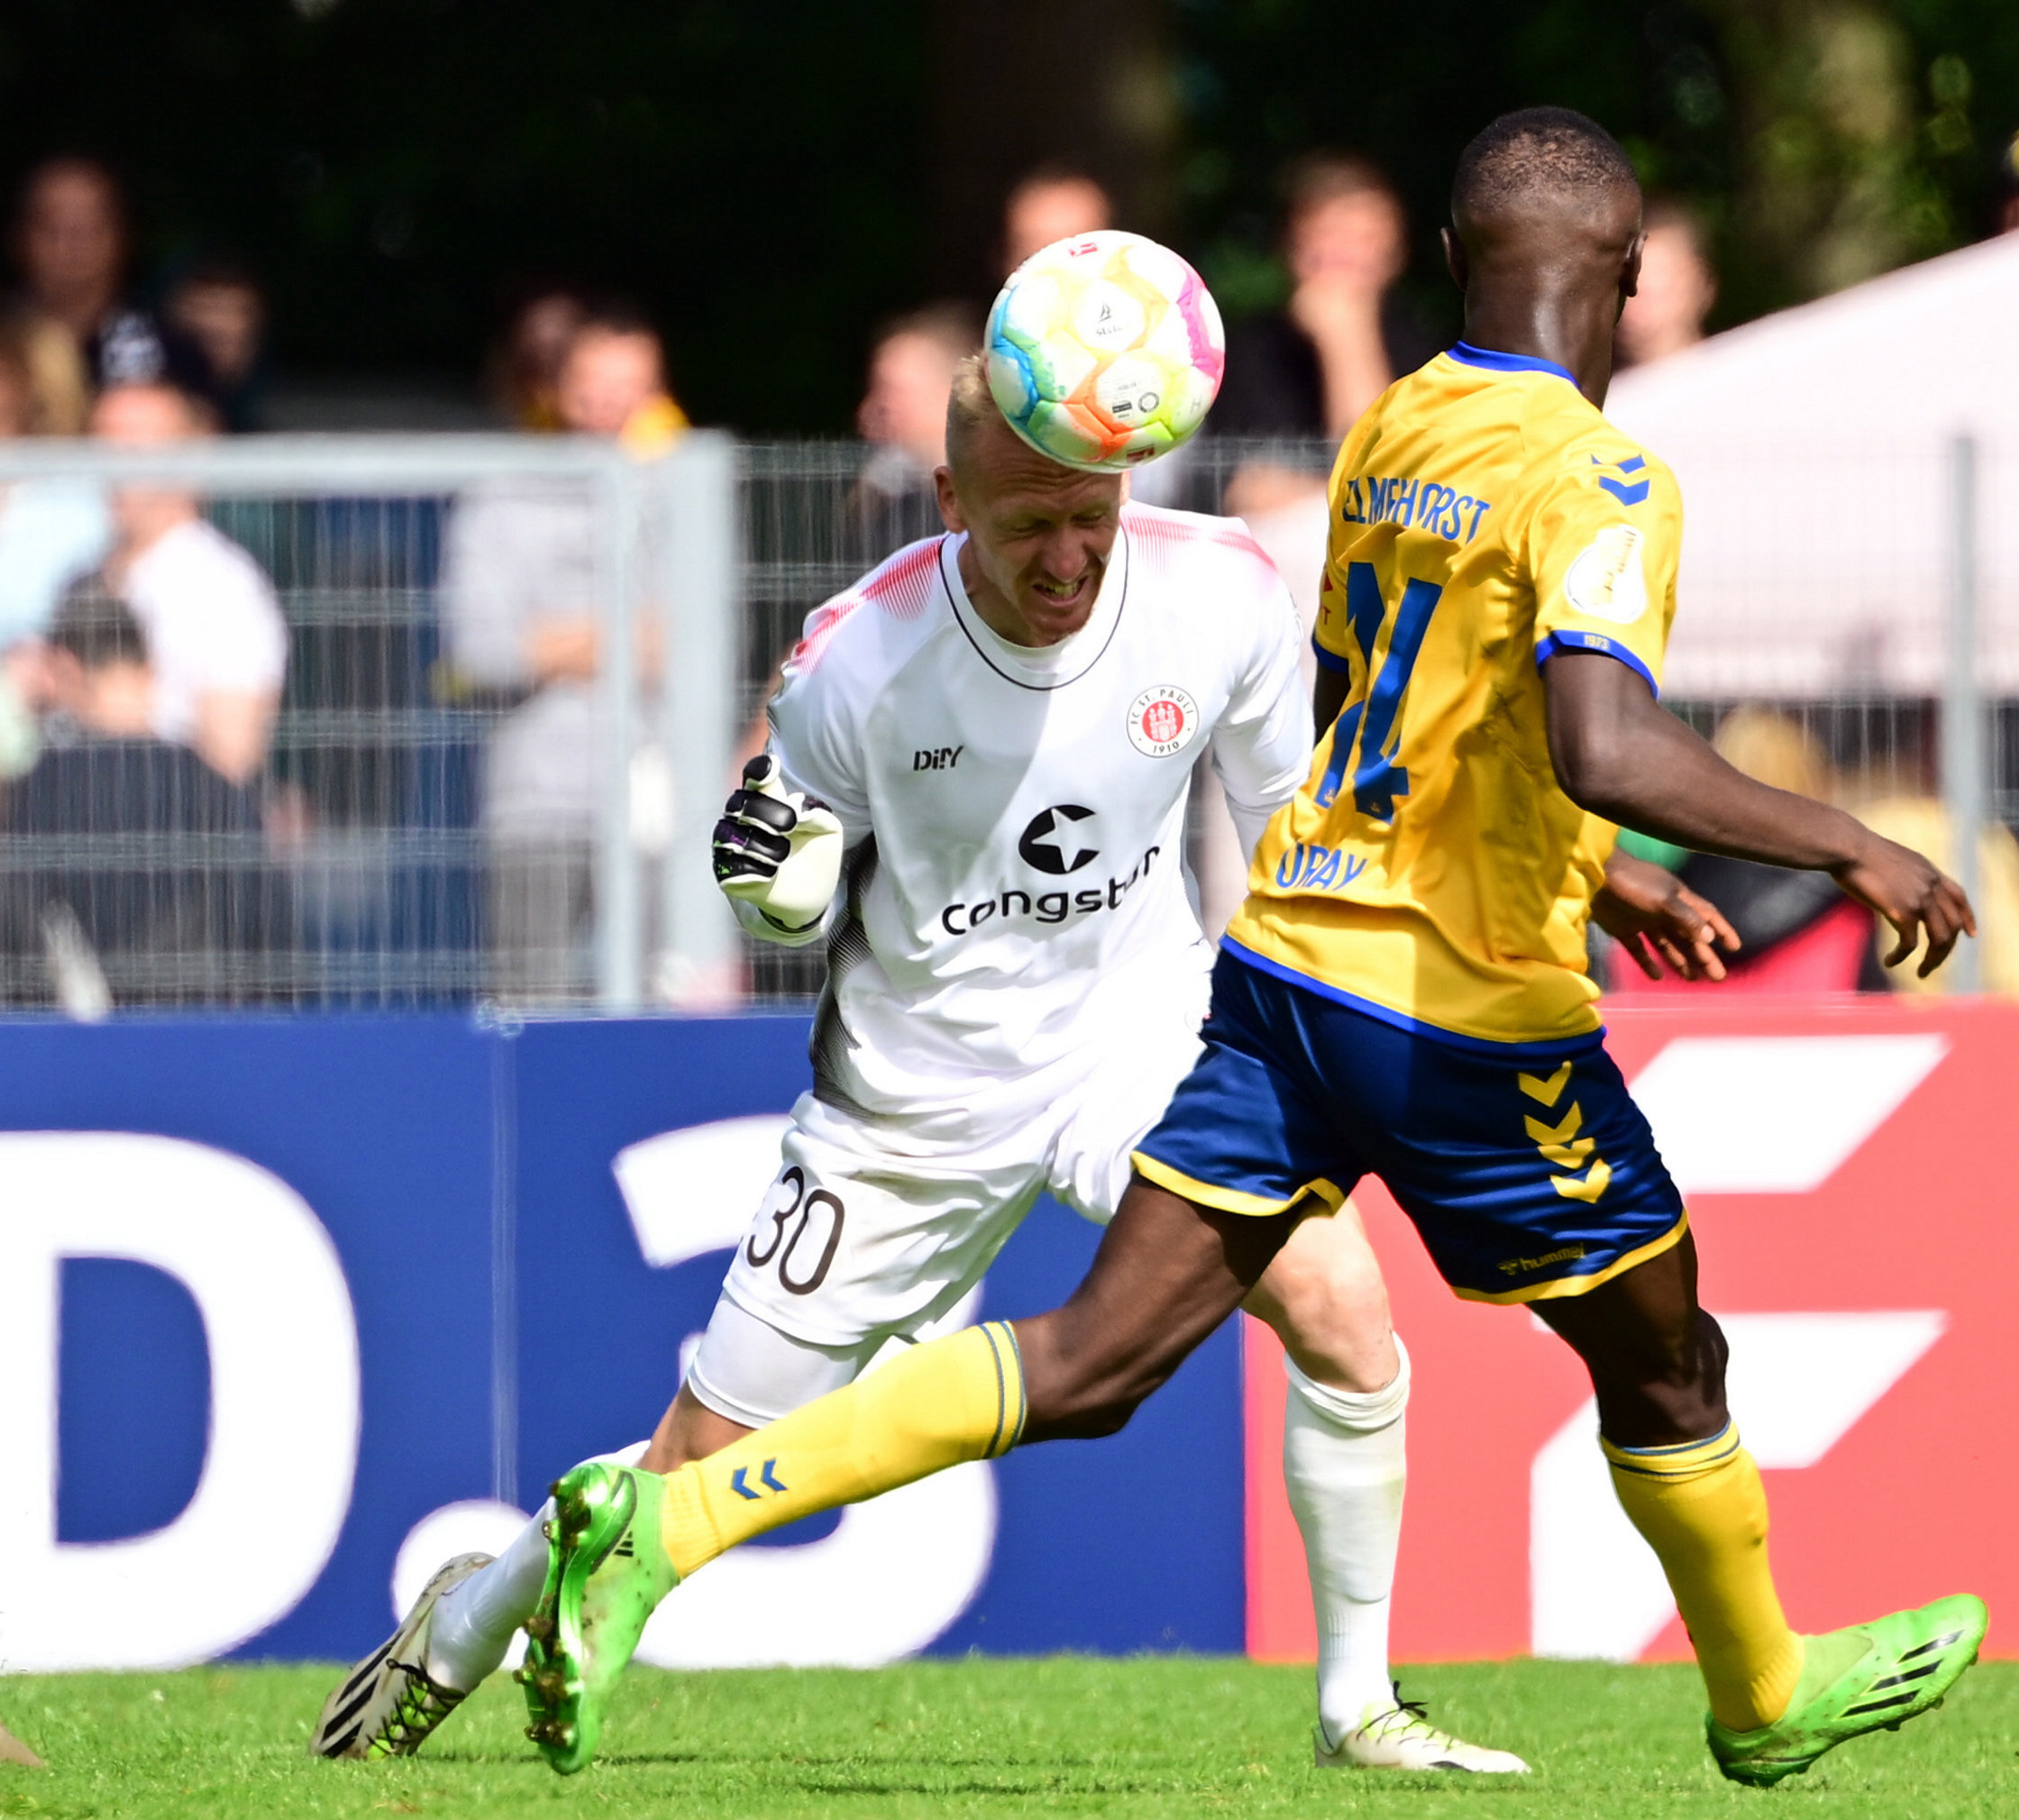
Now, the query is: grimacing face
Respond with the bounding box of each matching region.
[937,413,1124,647]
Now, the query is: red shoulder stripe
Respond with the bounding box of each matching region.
[790,536,944,671]
[1123,504,1274,571]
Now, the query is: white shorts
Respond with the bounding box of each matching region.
[690,965,1209,1424]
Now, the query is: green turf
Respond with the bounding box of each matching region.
[0,1657,2012,1818]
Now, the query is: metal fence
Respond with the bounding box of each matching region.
[1642,433,2017,994]
[0,434,737,1016]
[0,429,2004,1015]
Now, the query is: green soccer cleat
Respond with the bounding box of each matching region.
[517,1461,681,1775]
[310,1551,493,1760]
[1706,1593,1987,1788]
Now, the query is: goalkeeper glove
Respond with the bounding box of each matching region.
[713,755,843,933]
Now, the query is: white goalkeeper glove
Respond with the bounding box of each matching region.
[712,755,844,933]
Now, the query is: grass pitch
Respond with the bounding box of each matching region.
[0,1657,2012,1819]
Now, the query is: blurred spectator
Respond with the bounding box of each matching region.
[1609,709,1882,996]
[87,382,288,783]
[845,304,976,562]
[0,304,88,434]
[10,158,214,406]
[442,306,686,999]
[1184,165,1429,923]
[1615,199,1717,369]
[0,587,284,1010]
[1214,154,1435,446]
[488,283,589,430]
[556,306,688,452]
[164,257,268,433]
[1000,167,1111,273]
[0,320,110,650]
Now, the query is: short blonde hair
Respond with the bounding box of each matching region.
[945,352,1003,477]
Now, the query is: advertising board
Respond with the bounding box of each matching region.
[1247,998,2017,1664]
[2,998,2008,1672]
[0,1015,1238,1670]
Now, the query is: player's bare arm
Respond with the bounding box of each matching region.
[1542,649,1975,976]
[1311,645,1353,739]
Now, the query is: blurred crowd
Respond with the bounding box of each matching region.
[0,155,704,1005]
[0,142,2013,1009]
[0,159,289,1005]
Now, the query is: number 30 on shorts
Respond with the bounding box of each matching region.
[746,1165,846,1295]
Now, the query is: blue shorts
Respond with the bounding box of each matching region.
[1132,948,1687,1303]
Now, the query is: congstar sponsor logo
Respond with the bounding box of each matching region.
[1016,804,1100,875]
[940,809,1161,937]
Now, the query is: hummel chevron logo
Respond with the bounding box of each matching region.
[1523,1104,1583,1147]
[1550,1160,1612,1203]
[729,1459,790,1501]
[1593,453,1650,506]
[1518,1062,1573,1107]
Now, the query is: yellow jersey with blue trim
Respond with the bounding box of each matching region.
[1225,343,1683,1048]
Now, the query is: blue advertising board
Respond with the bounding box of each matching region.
[0,1015,1240,1671]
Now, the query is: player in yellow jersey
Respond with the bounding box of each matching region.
[515,110,1986,1788]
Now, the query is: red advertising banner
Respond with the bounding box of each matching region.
[1247,997,2019,1663]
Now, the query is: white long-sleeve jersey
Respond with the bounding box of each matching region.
[751,501,1312,1136]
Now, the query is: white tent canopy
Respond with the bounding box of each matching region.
[1605,231,2019,698]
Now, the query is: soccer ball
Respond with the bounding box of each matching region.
[985,230,1226,472]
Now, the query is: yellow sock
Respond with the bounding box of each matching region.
[1604,1424,1804,1731]
[658,1321,1026,1580]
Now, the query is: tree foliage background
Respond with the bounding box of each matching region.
[0,0,2014,429]
[1182,0,2019,345]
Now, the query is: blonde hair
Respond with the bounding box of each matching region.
[945,352,1003,477]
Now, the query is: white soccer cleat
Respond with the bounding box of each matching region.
[311,1552,494,1760]
[1315,1686,1530,1774]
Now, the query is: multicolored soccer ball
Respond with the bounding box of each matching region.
[985,231,1226,472]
